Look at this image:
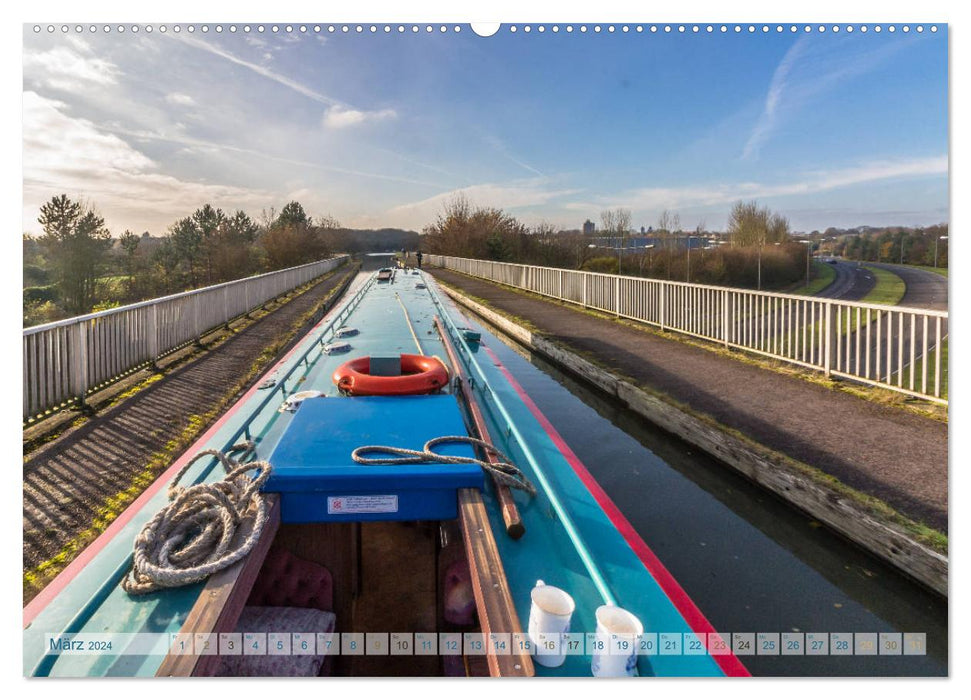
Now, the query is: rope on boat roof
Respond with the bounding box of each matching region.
[122,442,272,596]
[352,435,537,497]
[395,291,425,356]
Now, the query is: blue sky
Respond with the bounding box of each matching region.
[22,23,948,235]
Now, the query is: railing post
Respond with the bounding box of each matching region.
[194,296,203,345]
[76,321,89,407]
[615,276,621,317]
[660,283,666,331]
[149,304,160,368]
[582,273,588,308]
[558,269,563,300]
[824,301,834,377]
[722,289,730,348]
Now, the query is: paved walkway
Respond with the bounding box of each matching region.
[431,269,948,533]
[23,267,353,583]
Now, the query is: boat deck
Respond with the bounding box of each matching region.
[24,265,741,677]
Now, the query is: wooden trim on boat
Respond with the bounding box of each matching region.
[433,316,524,538]
[457,487,535,677]
[433,316,533,677]
[155,494,282,677]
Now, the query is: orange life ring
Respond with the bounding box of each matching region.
[332,354,450,396]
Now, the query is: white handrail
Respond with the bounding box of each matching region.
[428,255,948,405]
[23,256,348,421]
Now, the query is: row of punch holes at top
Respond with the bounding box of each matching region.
[33,24,940,36]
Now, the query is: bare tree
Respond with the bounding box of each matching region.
[728,201,770,247]
[600,208,632,273]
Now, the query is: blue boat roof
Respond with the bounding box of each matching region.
[267,395,481,486]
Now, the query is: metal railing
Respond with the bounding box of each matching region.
[428,255,949,405]
[23,256,348,421]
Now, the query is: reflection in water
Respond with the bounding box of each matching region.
[472,316,946,677]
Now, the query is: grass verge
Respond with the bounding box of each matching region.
[790,260,836,296]
[861,265,907,305]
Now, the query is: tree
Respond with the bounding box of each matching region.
[119,229,141,300]
[728,201,770,247]
[600,208,632,273]
[191,203,225,284]
[210,211,261,281]
[261,201,329,270]
[276,201,310,229]
[767,213,790,243]
[37,194,112,314]
[169,216,203,287]
[152,238,182,294]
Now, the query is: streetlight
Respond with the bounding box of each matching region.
[935,235,948,269]
[798,239,813,287]
[686,235,692,282]
[757,236,766,290]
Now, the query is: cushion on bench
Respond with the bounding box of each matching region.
[246,546,334,612]
[214,606,336,677]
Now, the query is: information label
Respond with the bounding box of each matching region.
[327,495,398,514]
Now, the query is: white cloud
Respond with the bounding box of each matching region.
[23,44,121,93]
[22,92,269,234]
[742,37,808,160]
[600,155,948,211]
[174,34,340,106]
[165,92,196,107]
[389,179,581,225]
[322,104,397,129]
[743,35,916,160]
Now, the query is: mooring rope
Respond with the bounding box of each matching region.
[122,441,272,596]
[352,435,537,497]
[394,291,425,356]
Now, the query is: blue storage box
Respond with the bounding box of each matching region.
[265,395,484,523]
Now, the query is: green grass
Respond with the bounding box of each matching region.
[861,265,907,305]
[900,338,949,400]
[912,264,949,278]
[790,261,836,296]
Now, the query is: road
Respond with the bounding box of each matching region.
[866,262,948,310]
[816,260,875,301]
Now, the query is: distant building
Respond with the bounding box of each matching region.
[582,219,596,235]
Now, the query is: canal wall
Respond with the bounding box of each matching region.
[440,285,948,598]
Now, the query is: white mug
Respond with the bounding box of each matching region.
[527,580,575,668]
[590,605,643,677]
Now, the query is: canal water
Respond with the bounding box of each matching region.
[467,313,947,677]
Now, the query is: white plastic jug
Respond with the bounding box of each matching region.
[590,605,643,677]
[527,580,575,668]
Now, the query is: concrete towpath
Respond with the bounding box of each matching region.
[430,268,948,534]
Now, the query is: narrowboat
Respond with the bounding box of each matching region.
[23,255,748,678]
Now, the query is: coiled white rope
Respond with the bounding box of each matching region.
[122,442,272,595]
[352,436,537,497]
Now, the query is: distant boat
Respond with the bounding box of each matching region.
[23,267,746,678]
